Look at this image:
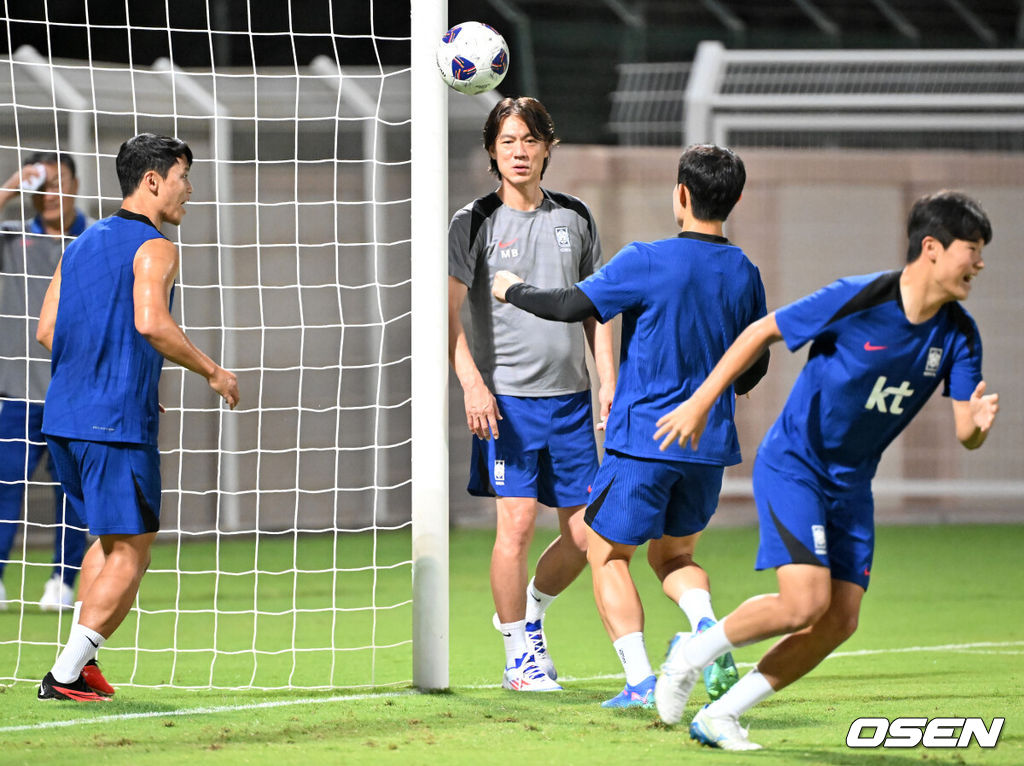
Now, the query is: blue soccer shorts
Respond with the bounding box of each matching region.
[584,449,724,546]
[46,437,161,536]
[467,391,598,508]
[752,457,874,590]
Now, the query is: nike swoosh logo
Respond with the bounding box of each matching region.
[86,637,100,648]
[501,632,512,637]
[863,342,888,351]
[530,594,541,602]
[498,238,517,248]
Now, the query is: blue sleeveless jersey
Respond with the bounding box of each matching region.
[43,210,170,446]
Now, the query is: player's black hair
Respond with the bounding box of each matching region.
[905,190,992,263]
[483,96,560,179]
[676,144,745,222]
[26,151,77,179]
[116,133,193,197]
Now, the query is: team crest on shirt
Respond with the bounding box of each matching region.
[923,347,943,377]
[812,524,827,555]
[494,460,505,486]
[554,226,571,252]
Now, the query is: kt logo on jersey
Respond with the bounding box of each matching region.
[864,376,914,414]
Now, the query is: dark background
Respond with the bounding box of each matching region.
[3,0,1020,143]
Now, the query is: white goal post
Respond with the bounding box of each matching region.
[409,0,449,692]
[0,1,457,691]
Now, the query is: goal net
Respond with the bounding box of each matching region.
[1,2,451,690]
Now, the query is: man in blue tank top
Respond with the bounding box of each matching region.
[652,190,1000,749]
[34,134,240,702]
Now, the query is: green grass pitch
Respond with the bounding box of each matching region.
[1,523,1021,764]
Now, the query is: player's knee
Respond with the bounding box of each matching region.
[494,525,534,558]
[566,526,588,556]
[839,614,859,642]
[826,610,859,642]
[780,596,831,632]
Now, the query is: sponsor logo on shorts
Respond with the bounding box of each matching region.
[846,717,1004,749]
[494,459,505,486]
[812,524,827,555]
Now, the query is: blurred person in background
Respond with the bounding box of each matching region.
[0,152,91,612]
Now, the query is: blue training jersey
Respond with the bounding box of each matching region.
[43,210,171,446]
[579,232,767,464]
[760,270,982,490]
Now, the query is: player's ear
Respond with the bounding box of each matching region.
[921,235,941,263]
[677,183,690,209]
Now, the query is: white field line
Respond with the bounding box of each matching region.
[2,640,1022,734]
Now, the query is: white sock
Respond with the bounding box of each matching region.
[50,624,105,683]
[613,631,653,686]
[498,619,530,667]
[525,577,556,624]
[72,600,82,626]
[677,588,715,632]
[682,618,735,669]
[706,668,775,719]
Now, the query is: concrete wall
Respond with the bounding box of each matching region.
[6,142,1022,541]
[451,146,1024,526]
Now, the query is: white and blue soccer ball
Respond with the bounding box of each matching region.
[436,21,509,95]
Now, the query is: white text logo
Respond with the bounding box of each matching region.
[864,376,914,414]
[846,717,1004,749]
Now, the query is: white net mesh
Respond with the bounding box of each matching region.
[1,4,422,689]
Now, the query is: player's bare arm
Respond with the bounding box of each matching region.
[583,314,615,430]
[655,312,782,451]
[952,380,999,450]
[449,275,501,440]
[35,257,63,352]
[133,237,240,409]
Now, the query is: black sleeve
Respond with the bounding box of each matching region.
[505,282,600,323]
[734,348,770,396]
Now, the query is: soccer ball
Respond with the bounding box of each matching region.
[436,21,509,96]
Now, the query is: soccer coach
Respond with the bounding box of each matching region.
[34,133,239,701]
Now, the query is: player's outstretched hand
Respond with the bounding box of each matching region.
[492,270,523,303]
[210,366,240,410]
[969,380,998,432]
[463,378,501,440]
[654,399,708,452]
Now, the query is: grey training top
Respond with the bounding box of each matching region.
[0,212,93,401]
[449,189,602,396]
